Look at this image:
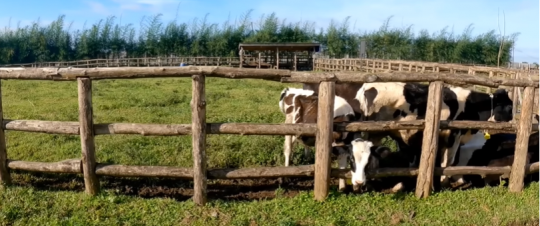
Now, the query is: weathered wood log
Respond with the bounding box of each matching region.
[332,162,540,178]
[509,86,536,192]
[6,159,539,179]
[284,71,538,88]
[96,164,192,178]
[336,120,531,132]
[314,81,335,201]
[415,81,444,198]
[0,67,537,88]
[77,77,100,195]
[94,123,192,135]
[191,74,207,206]
[206,123,318,135]
[0,66,289,81]
[7,159,81,173]
[3,119,537,136]
[0,80,11,186]
[4,119,80,134]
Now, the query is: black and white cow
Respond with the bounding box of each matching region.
[279,88,317,166]
[336,137,416,192]
[279,87,359,190]
[352,82,513,187]
[456,131,539,187]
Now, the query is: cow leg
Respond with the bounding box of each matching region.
[337,152,348,192]
[284,135,294,167]
[284,114,294,167]
[451,146,476,187]
[439,131,462,187]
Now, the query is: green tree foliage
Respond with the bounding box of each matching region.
[0,13,519,65]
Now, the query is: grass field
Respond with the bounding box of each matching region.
[0,78,538,226]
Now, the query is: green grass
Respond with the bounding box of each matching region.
[0,78,538,226]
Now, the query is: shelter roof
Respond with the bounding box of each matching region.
[239,43,321,52]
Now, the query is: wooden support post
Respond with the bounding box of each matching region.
[258,52,261,69]
[314,81,335,201]
[0,80,11,187]
[191,74,207,205]
[509,86,535,192]
[488,71,494,93]
[77,77,100,195]
[293,53,297,71]
[239,47,244,68]
[512,74,520,121]
[276,48,280,69]
[415,81,444,198]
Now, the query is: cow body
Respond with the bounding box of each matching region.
[352,82,513,187]
[302,83,364,120]
[279,87,357,158]
[279,88,316,166]
[279,87,358,191]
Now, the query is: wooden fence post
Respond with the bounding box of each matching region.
[77,77,100,195]
[509,86,535,192]
[314,81,335,201]
[191,74,207,205]
[0,80,11,187]
[415,81,444,198]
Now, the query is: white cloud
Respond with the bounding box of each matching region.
[111,0,182,13]
[86,1,112,15]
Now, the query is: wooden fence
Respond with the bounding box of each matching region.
[0,57,241,68]
[0,66,538,206]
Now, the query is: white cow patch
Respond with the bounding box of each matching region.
[350,139,374,186]
[452,131,487,184]
[279,88,315,114]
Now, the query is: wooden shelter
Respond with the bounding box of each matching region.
[238,43,321,71]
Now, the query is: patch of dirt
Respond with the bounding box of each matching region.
[8,170,539,202]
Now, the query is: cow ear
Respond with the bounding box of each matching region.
[375,146,392,159]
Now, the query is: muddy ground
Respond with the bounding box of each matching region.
[10,170,537,202]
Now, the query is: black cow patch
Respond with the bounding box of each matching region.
[364,87,378,111]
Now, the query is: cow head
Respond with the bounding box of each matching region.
[492,89,513,122]
[345,138,393,188]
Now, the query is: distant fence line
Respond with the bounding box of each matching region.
[2,57,537,75]
[0,66,538,206]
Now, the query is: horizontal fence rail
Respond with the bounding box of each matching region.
[314,58,539,75]
[0,67,537,88]
[0,65,538,206]
[2,119,539,135]
[6,160,539,179]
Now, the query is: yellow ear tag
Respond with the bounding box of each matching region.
[484,132,491,140]
[346,178,353,185]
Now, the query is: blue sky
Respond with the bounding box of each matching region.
[1,0,538,63]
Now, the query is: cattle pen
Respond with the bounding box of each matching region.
[0,66,538,206]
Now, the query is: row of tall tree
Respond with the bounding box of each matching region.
[0,11,520,66]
